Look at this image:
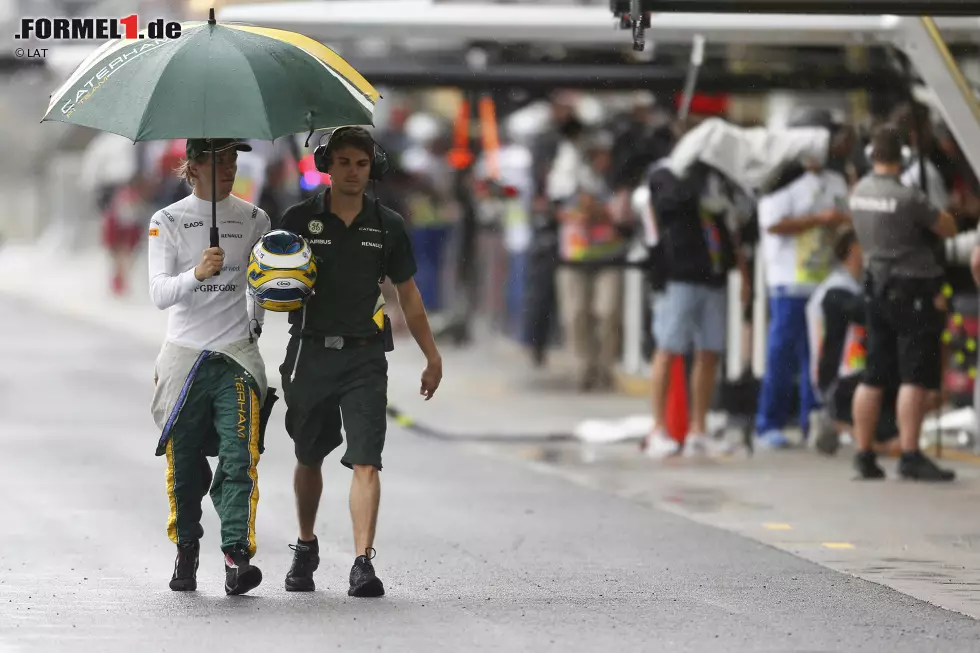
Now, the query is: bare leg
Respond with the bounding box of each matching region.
[873,437,902,457]
[897,384,929,453]
[852,384,883,453]
[294,462,323,542]
[649,349,674,432]
[689,351,719,435]
[350,465,381,557]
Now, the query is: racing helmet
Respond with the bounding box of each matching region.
[247,230,317,312]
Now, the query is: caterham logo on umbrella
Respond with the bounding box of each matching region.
[56,39,173,117]
[15,16,182,41]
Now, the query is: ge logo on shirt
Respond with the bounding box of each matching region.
[308,220,324,235]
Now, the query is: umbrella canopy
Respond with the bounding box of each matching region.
[40,13,380,141]
[41,10,381,247]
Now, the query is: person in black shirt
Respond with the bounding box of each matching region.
[275,127,443,597]
[642,162,750,458]
[806,230,899,456]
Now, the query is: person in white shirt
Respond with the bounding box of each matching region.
[755,154,850,449]
[147,138,274,596]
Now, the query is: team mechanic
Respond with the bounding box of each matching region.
[276,126,443,597]
[848,126,957,482]
[148,138,276,595]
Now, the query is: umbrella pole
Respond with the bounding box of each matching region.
[210,144,219,248]
[210,144,221,277]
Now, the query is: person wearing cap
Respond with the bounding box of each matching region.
[147,137,275,595]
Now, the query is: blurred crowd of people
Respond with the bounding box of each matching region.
[80,88,980,465]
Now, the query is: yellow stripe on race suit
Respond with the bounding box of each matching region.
[246,388,261,558]
[224,24,379,107]
[165,438,179,545]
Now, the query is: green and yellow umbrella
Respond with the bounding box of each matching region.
[41,9,380,243]
[41,10,380,140]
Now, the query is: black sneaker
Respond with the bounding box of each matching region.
[169,541,200,591]
[224,546,263,596]
[285,538,320,592]
[898,451,956,482]
[854,451,886,480]
[348,548,385,598]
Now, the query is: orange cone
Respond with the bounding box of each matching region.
[665,355,689,445]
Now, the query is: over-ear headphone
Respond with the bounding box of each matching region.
[313,126,389,182]
[864,142,913,169]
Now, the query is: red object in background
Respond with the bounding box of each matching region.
[665,356,689,445]
[159,139,186,178]
[675,93,729,117]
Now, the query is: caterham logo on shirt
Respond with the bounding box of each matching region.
[308,219,324,235]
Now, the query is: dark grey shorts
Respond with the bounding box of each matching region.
[280,335,388,469]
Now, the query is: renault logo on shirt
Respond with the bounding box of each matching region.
[221,233,243,239]
[362,241,382,249]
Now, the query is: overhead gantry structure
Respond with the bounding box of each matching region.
[609,0,980,179]
[218,0,980,175]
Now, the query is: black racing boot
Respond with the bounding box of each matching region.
[898,450,956,482]
[348,548,385,598]
[854,450,886,480]
[224,545,263,596]
[285,537,320,592]
[169,541,200,591]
